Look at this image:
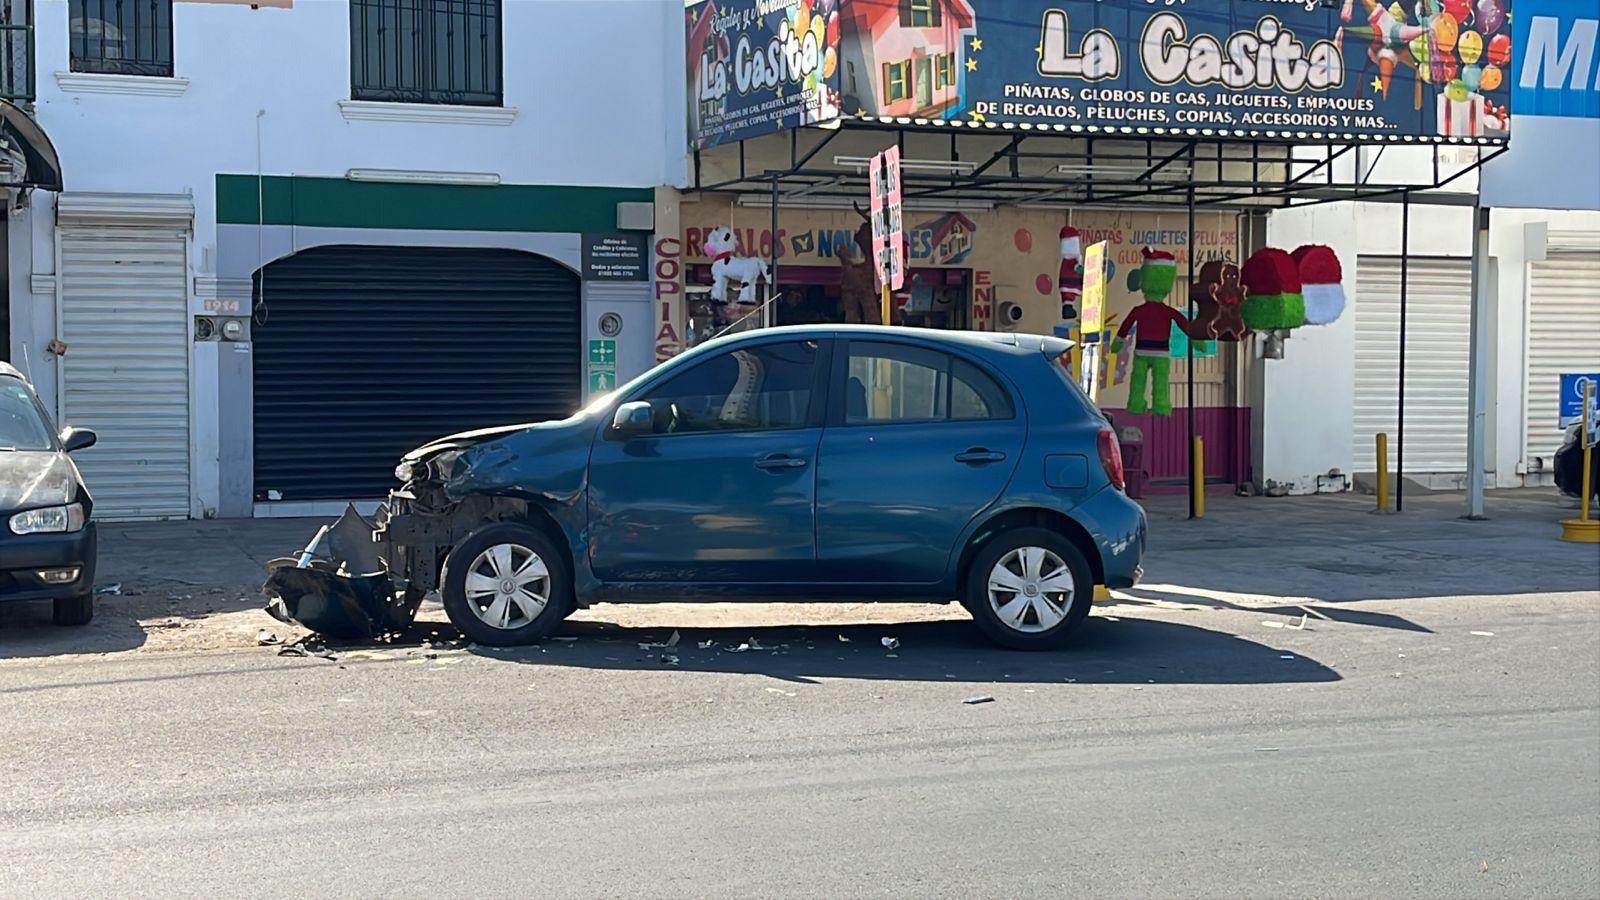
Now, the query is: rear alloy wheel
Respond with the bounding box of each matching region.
[964,526,1092,650]
[442,523,572,646]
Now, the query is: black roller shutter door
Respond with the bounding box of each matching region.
[252,245,580,501]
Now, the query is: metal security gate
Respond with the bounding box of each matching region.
[56,227,192,519]
[1353,256,1473,473]
[251,245,581,502]
[1524,241,1600,470]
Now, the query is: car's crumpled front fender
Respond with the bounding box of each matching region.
[441,420,594,513]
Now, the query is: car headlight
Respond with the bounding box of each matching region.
[9,503,87,535]
[395,460,416,483]
[431,450,462,479]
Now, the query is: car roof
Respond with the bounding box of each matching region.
[695,324,1072,358]
[0,361,25,381]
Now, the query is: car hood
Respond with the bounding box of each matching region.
[401,422,536,464]
[0,450,77,512]
[441,412,599,503]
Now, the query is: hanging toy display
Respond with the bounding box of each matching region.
[703,226,770,307]
[1292,244,1348,325]
[1059,226,1084,321]
[1189,261,1250,341]
[1111,247,1189,417]
[1240,247,1307,332]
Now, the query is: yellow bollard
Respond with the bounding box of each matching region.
[1376,432,1390,511]
[1191,435,1205,519]
[880,284,892,326]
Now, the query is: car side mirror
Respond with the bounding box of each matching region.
[61,426,97,453]
[611,401,654,440]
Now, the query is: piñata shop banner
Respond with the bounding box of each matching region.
[686,0,1515,148]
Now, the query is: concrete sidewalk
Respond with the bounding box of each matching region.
[2,488,1595,661]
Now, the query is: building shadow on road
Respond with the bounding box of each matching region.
[1115,587,1435,634]
[452,616,1341,686]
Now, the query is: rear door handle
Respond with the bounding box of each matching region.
[755,454,808,470]
[955,448,1008,464]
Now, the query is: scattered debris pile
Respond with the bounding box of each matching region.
[262,505,419,640]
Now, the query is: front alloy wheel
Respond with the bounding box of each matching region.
[442,522,572,646]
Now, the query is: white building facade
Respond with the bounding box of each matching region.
[1261,148,1600,496]
[6,0,687,519]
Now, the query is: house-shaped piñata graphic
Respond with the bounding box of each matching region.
[915,212,978,265]
[840,0,977,120]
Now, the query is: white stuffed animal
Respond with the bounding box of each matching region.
[703,226,770,305]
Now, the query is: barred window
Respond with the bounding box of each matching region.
[70,0,173,77]
[351,0,502,106]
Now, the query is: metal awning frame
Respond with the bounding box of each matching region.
[691,122,1508,212]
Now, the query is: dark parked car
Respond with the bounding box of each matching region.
[269,327,1145,650]
[1554,423,1599,501]
[0,362,98,625]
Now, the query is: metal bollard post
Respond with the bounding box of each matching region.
[1376,432,1390,511]
[1191,435,1205,519]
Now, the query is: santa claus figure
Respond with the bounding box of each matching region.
[1059,226,1084,320]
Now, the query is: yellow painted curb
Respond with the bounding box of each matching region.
[1559,518,1600,543]
[1093,585,1111,602]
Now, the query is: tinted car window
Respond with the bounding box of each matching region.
[643,341,818,434]
[950,358,1014,420]
[845,343,1013,424]
[846,343,947,424]
[0,381,54,450]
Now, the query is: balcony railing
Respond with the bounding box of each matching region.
[0,22,32,104]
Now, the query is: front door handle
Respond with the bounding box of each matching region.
[755,454,808,470]
[955,448,1007,465]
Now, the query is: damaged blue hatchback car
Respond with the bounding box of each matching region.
[267,326,1145,650]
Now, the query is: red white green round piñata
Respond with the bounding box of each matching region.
[1240,247,1305,331]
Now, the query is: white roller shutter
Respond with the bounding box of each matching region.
[56,227,191,520]
[1524,244,1600,469]
[1353,256,1473,473]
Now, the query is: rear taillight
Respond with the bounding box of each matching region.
[1097,426,1125,492]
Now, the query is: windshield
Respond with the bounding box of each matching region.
[0,380,55,451]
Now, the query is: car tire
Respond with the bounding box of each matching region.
[53,593,94,627]
[964,526,1093,650]
[441,522,573,646]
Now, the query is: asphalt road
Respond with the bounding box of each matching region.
[2,591,1597,899]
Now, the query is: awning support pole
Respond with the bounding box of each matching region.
[1187,173,1198,520]
[1398,190,1410,512]
[1466,204,1492,520]
[769,175,780,328]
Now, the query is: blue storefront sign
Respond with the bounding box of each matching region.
[686,0,844,149]
[687,0,1516,148]
[1510,0,1600,119]
[1560,373,1600,429]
